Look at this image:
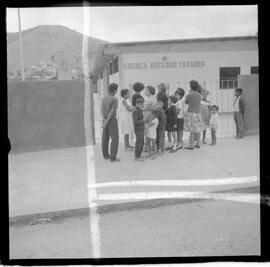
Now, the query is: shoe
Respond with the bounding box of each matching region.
[209,143,216,146]
[202,140,207,144]
[104,156,110,160]
[134,157,144,161]
[110,158,121,162]
[185,146,194,150]
[194,144,200,148]
[176,145,183,150]
[169,148,177,153]
[165,146,173,151]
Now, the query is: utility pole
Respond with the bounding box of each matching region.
[17,8,25,81]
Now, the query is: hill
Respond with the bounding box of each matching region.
[7,25,107,72]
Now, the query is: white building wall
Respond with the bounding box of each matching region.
[122,51,258,84]
[121,50,258,112]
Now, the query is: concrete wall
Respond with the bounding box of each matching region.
[238,74,259,135]
[8,80,86,153]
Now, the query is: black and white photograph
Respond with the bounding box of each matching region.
[4,2,267,263]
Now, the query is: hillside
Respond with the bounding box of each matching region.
[7,25,107,72]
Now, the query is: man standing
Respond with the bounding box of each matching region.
[101,83,120,162]
[233,87,245,139]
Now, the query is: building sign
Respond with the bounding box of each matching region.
[123,60,205,70]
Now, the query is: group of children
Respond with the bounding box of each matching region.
[120,80,221,161]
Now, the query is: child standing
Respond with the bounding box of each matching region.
[209,105,219,146]
[119,89,135,150]
[175,88,185,150]
[200,90,211,144]
[132,97,147,161]
[156,83,169,112]
[146,110,159,159]
[132,82,145,107]
[143,85,157,152]
[165,95,178,153]
[156,100,167,154]
[233,88,245,139]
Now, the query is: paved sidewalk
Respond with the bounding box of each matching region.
[9,135,260,217]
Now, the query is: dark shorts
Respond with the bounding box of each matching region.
[177,118,184,131]
[166,123,177,132]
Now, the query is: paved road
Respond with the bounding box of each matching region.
[9,197,260,259]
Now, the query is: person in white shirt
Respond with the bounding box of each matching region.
[175,88,186,150]
[209,105,219,146]
[146,109,159,159]
[119,89,135,151]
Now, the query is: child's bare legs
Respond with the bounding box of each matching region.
[151,139,157,159]
[172,131,177,148]
[194,132,201,148]
[169,131,178,152]
[202,130,207,144]
[143,132,148,152]
[210,129,217,145]
[166,131,173,149]
[185,131,195,149]
[177,130,183,148]
[147,137,152,157]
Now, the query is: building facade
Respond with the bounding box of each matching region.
[92,35,258,137]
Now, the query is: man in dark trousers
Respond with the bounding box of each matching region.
[233,87,245,139]
[101,83,120,162]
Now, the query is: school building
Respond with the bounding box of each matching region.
[91,35,258,138]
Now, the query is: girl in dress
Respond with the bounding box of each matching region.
[146,109,159,159]
[143,85,157,152]
[120,89,135,150]
[184,80,203,150]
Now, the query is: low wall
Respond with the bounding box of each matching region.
[238,74,259,135]
[8,80,86,153]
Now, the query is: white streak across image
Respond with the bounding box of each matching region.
[82,4,100,259]
[87,176,258,188]
[95,192,260,204]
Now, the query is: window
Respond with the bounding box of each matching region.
[112,57,119,73]
[219,67,240,89]
[109,62,113,75]
[251,66,259,74]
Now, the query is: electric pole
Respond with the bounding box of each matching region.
[17,8,25,81]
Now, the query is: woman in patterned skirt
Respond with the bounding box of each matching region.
[184,80,203,150]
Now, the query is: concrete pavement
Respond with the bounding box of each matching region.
[9,199,260,258]
[8,135,260,218]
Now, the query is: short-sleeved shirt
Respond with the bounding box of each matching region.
[176,98,185,119]
[209,113,219,130]
[133,108,145,132]
[157,109,166,131]
[101,95,118,119]
[146,118,159,139]
[132,93,144,107]
[185,91,202,114]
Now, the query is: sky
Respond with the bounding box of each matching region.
[6,5,258,42]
